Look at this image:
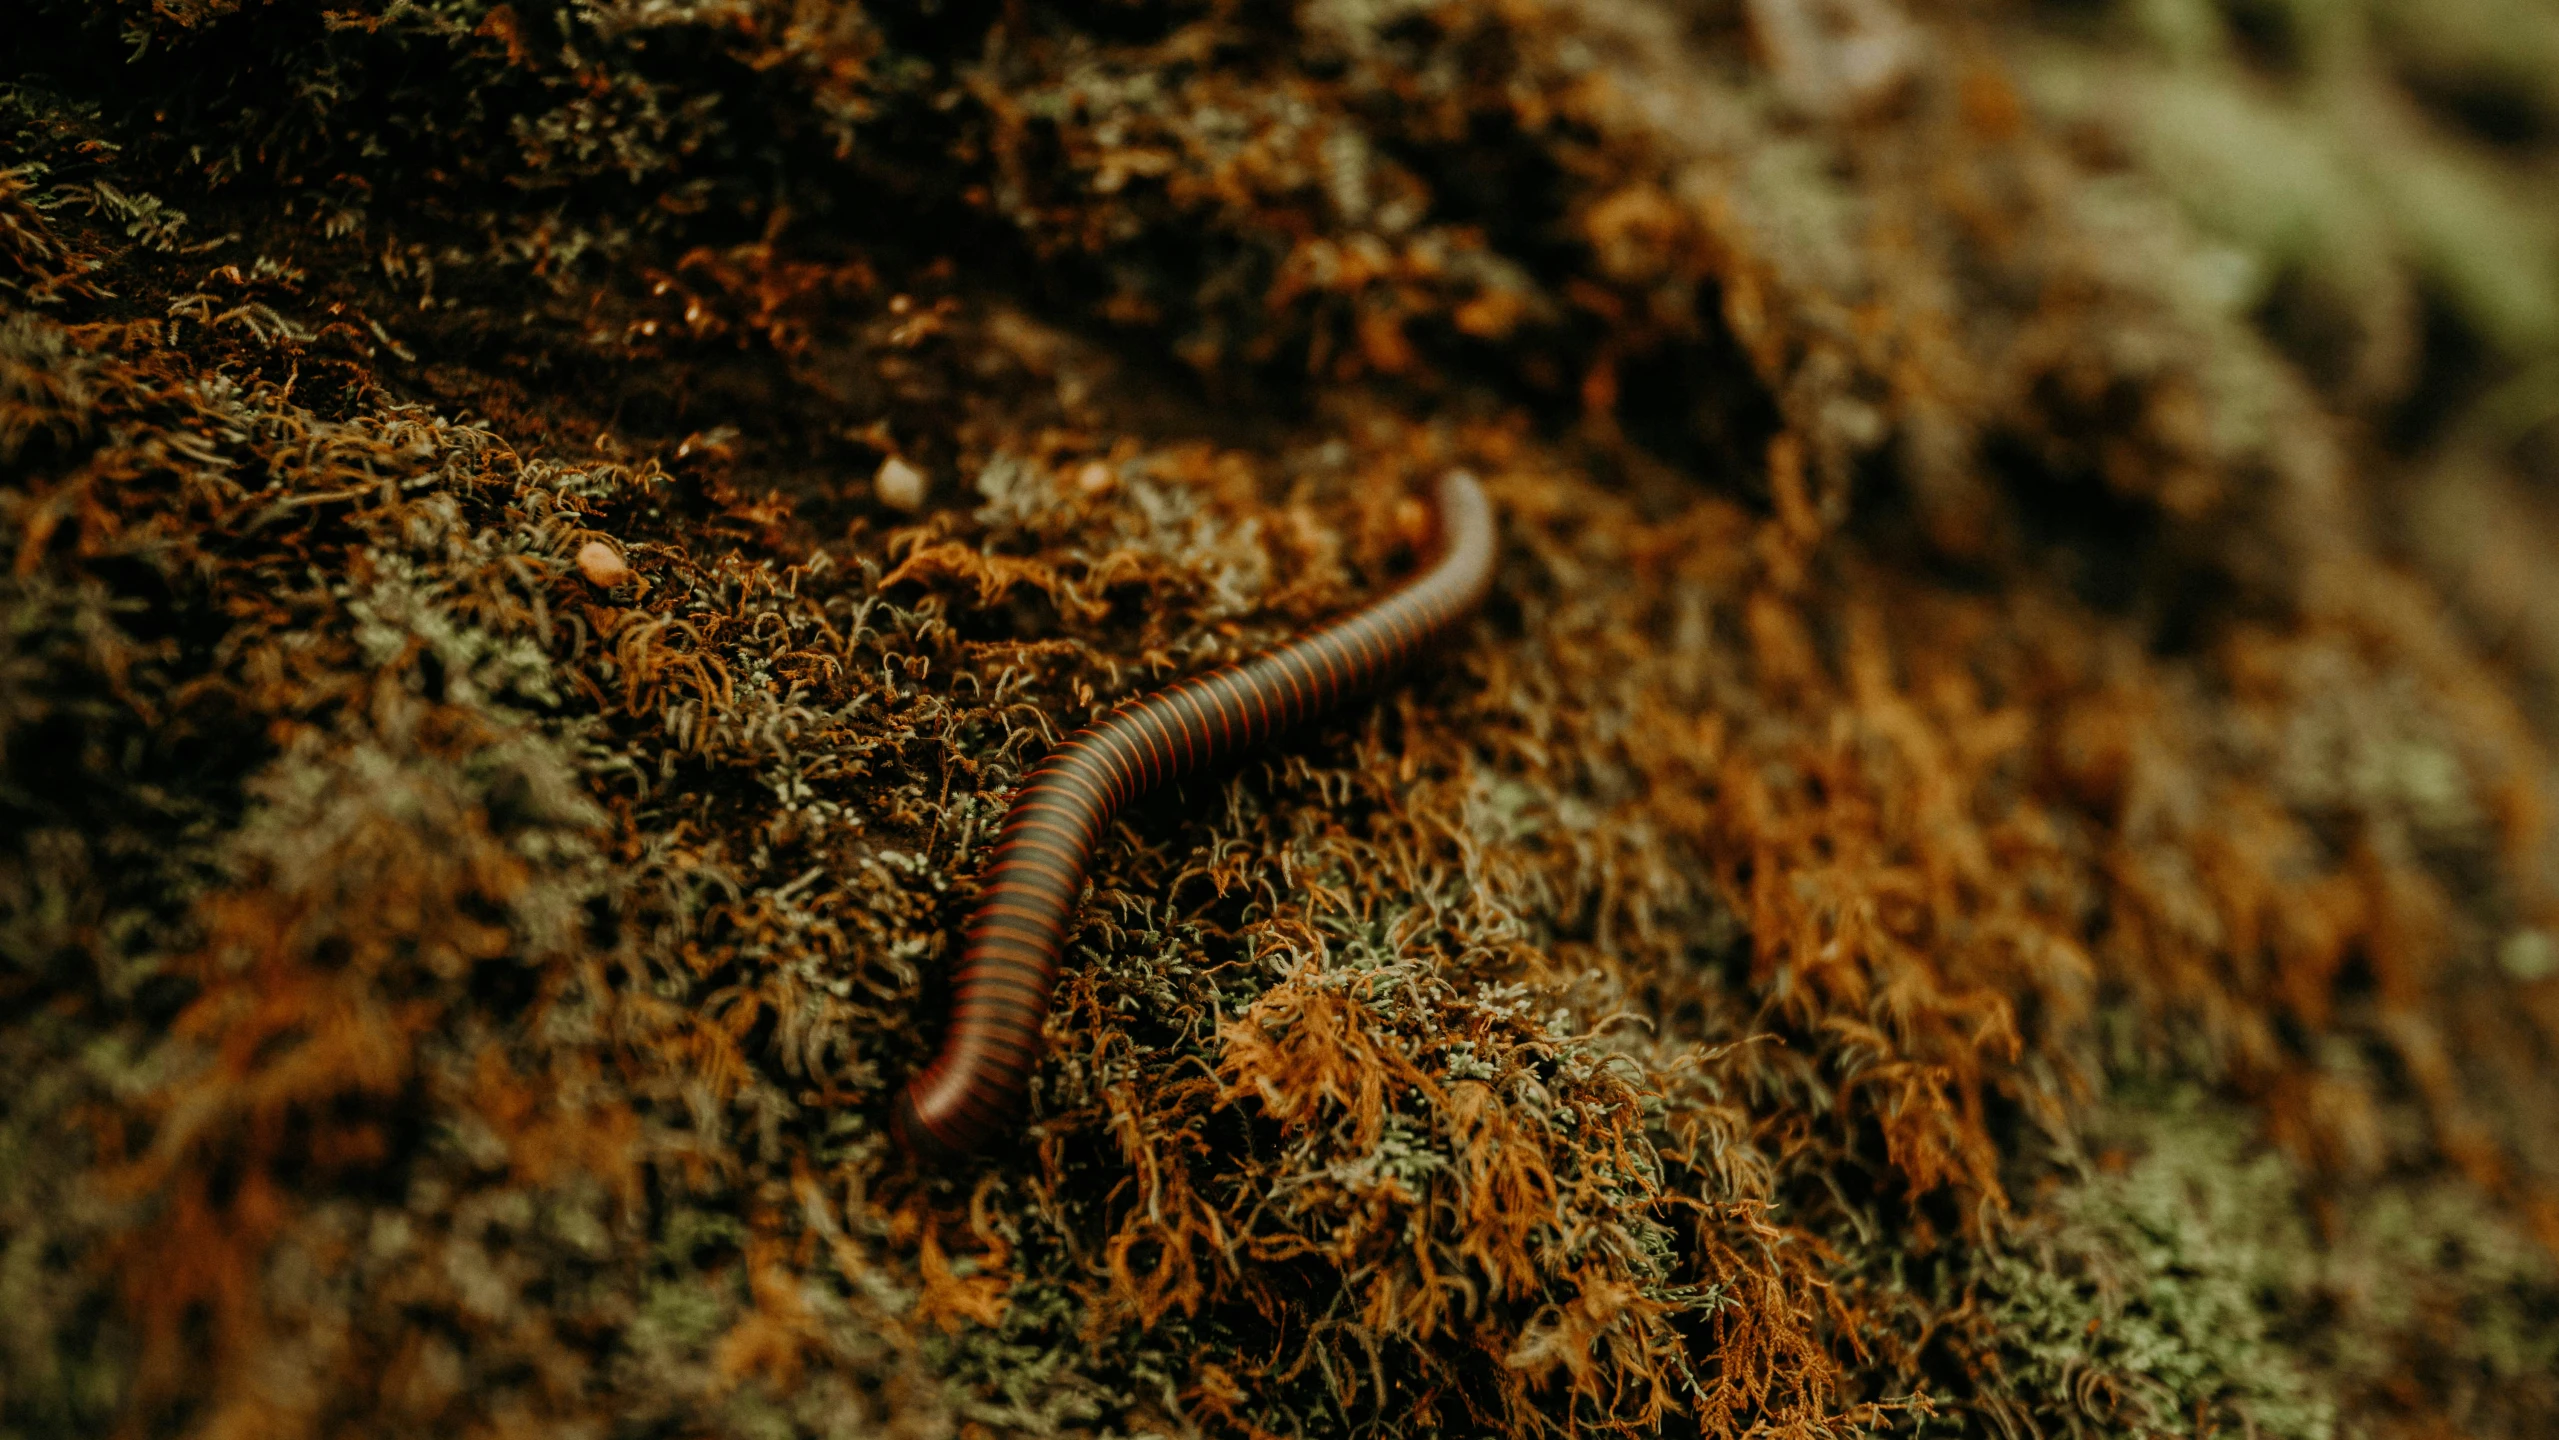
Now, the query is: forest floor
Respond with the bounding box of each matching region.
[4,2,2558,1438]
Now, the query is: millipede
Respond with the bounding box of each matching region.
[891,468,1499,1159]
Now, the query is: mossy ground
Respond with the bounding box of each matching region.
[2,2,2556,1438]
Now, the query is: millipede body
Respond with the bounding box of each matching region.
[891,469,1498,1159]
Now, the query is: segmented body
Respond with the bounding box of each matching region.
[891,470,1499,1158]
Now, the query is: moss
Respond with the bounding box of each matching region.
[1975,1094,2336,1440]
[1975,1083,2559,1440]
[4,3,2558,1439]
[2016,0,2559,729]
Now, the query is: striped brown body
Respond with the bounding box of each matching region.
[891,470,1499,1159]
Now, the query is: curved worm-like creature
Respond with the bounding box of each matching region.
[892,469,1498,1159]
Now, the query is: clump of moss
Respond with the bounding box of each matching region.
[1962,1082,2559,1440]
[1974,1095,2337,1440]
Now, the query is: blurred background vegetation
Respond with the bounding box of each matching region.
[2022,0,2559,721]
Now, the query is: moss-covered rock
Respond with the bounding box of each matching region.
[3,3,2556,1438]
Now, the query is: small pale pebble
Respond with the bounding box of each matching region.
[576,540,631,588]
[1393,496,1432,551]
[1074,460,1115,494]
[875,455,928,511]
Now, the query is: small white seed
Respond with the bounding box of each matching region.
[1393,496,1431,551]
[875,455,927,511]
[576,539,631,587]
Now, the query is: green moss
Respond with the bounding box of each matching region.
[1978,1094,2335,1440]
